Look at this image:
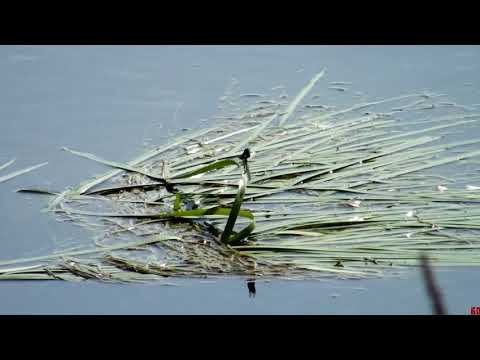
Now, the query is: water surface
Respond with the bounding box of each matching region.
[1,45,479,314]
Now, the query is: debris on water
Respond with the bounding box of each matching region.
[304,104,331,109]
[185,144,202,155]
[353,287,367,292]
[436,185,448,193]
[415,104,435,110]
[405,210,417,218]
[347,200,362,208]
[0,161,49,185]
[328,86,347,92]
[238,110,277,120]
[329,81,352,86]
[247,280,256,297]
[256,100,277,105]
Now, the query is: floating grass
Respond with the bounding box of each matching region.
[2,69,480,282]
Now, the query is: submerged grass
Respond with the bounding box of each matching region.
[2,69,480,282]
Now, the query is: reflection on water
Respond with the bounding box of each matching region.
[247,280,256,298]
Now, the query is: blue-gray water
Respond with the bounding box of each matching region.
[1,45,479,314]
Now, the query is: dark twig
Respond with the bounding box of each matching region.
[420,254,447,315]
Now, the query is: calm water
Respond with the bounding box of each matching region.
[1,45,479,314]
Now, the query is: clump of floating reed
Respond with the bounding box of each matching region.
[2,68,480,282]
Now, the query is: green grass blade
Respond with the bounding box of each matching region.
[221,174,248,244]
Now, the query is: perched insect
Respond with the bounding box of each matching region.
[239,148,251,160]
[239,148,252,181]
